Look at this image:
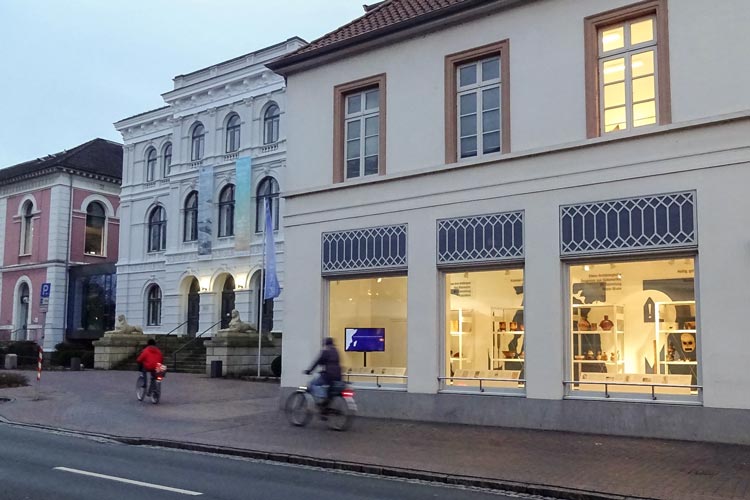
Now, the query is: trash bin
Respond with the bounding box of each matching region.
[4,354,17,370]
[70,357,81,371]
[210,360,222,378]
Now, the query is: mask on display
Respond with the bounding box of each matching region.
[680,333,696,353]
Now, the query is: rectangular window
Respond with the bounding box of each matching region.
[443,269,525,393]
[333,74,386,183]
[585,1,670,137]
[568,257,698,400]
[329,276,407,388]
[445,40,510,163]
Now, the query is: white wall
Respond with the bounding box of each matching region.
[285,0,750,193]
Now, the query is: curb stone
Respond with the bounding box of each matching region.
[0,418,654,500]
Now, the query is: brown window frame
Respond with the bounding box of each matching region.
[445,40,511,164]
[584,0,671,138]
[333,74,387,183]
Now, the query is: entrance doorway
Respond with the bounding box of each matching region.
[187,278,200,337]
[14,283,30,341]
[220,276,235,329]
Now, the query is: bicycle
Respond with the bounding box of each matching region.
[136,363,167,404]
[284,377,356,431]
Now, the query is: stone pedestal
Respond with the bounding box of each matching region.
[93,333,146,370]
[205,333,281,377]
[4,354,17,370]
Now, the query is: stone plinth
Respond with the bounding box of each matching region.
[205,333,281,377]
[93,333,147,370]
[4,354,17,370]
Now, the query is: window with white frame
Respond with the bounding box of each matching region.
[183,191,198,242]
[148,206,167,252]
[20,201,33,255]
[599,16,658,133]
[146,148,157,181]
[344,88,379,179]
[263,104,280,145]
[218,184,235,237]
[162,143,172,176]
[457,56,502,158]
[85,201,106,256]
[255,177,279,233]
[226,115,241,153]
[147,285,162,326]
[191,123,205,161]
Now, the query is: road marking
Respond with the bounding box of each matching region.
[53,467,202,496]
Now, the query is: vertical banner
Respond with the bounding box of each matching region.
[234,156,252,251]
[264,198,281,300]
[198,165,213,255]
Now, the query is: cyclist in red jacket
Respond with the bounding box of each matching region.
[136,339,163,383]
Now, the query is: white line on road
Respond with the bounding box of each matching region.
[53,467,203,496]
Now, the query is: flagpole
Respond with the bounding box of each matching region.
[257,198,267,378]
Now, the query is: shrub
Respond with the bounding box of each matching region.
[0,372,29,388]
[52,342,94,369]
[271,356,282,377]
[6,341,39,366]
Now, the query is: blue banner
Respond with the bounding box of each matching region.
[197,165,213,255]
[264,198,281,299]
[234,157,252,251]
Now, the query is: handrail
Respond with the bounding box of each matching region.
[438,375,526,393]
[163,320,189,337]
[563,380,702,401]
[343,372,407,388]
[171,320,222,371]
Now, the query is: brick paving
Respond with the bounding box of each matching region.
[1,370,749,499]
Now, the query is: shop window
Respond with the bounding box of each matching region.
[85,201,106,256]
[568,257,697,399]
[444,269,525,392]
[584,0,671,137]
[329,276,407,388]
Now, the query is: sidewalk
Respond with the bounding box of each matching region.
[1,370,749,500]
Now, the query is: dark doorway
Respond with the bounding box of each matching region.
[187,278,200,337]
[220,276,235,329]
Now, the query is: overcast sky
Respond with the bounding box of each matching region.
[0,0,365,167]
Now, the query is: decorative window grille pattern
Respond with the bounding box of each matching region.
[437,211,523,265]
[322,224,407,275]
[560,191,696,256]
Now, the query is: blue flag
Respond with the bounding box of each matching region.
[263,197,281,299]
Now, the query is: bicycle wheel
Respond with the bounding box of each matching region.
[150,381,161,404]
[326,396,353,431]
[285,391,313,427]
[136,375,146,401]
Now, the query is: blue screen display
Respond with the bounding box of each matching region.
[345,328,385,352]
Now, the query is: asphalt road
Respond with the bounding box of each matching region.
[0,424,525,500]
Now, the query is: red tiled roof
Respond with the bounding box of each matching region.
[296,0,471,55]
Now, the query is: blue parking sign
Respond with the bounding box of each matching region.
[41,283,51,298]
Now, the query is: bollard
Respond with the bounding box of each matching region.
[70,357,81,371]
[4,354,17,370]
[210,360,222,378]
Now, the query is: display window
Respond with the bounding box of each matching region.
[443,268,525,393]
[328,275,407,388]
[568,257,698,398]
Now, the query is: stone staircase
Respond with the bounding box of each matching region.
[113,337,207,374]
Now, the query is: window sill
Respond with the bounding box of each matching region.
[84,253,107,259]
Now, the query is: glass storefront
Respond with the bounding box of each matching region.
[67,264,117,340]
[569,257,698,397]
[444,268,524,392]
[328,275,407,387]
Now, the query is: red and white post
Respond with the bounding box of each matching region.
[37,345,42,381]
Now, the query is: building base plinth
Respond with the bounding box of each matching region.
[205,334,280,377]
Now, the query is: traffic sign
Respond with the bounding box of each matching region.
[40,283,51,298]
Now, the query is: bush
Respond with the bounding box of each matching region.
[52,342,94,369]
[5,341,39,366]
[0,372,29,388]
[271,356,282,377]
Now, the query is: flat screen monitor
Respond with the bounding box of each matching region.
[345,327,385,352]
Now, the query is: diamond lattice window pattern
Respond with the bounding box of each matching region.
[322,224,407,274]
[437,211,524,265]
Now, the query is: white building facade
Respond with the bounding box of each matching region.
[271,0,750,443]
[114,38,305,338]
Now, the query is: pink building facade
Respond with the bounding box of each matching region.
[0,139,122,350]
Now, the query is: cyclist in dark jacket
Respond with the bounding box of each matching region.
[305,337,342,403]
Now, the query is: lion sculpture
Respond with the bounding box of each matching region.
[109,314,144,335]
[221,309,256,334]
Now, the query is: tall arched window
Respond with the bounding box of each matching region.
[191,123,205,161]
[218,184,235,237]
[263,104,280,145]
[85,201,106,256]
[162,143,172,176]
[146,285,162,326]
[225,114,241,153]
[20,201,33,255]
[255,177,279,233]
[183,191,198,242]
[146,148,157,181]
[147,206,167,252]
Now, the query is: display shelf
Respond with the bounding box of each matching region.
[663,361,698,365]
[448,309,473,370]
[571,303,625,376]
[654,300,697,377]
[658,329,696,334]
[490,307,525,370]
